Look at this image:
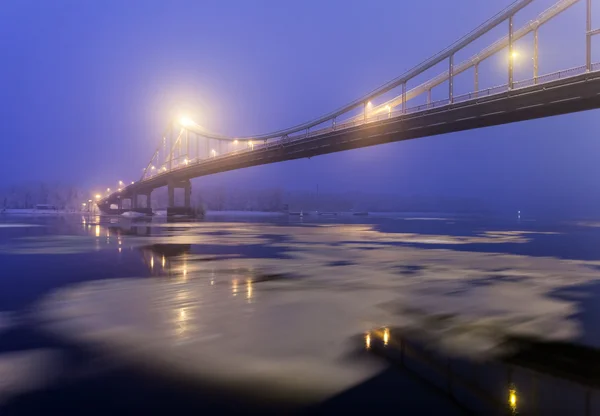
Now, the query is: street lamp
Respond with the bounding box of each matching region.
[95,194,101,200]
[211,149,216,157]
[179,116,194,127]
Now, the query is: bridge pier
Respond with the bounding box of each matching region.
[167,180,194,217]
[133,192,152,209]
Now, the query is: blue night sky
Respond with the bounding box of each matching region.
[2,0,600,216]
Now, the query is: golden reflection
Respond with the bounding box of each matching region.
[383,328,390,346]
[95,225,100,237]
[509,387,517,414]
[365,332,371,350]
[232,279,238,296]
[246,279,253,301]
[150,256,154,270]
[118,247,122,253]
[176,307,188,336]
[161,255,166,268]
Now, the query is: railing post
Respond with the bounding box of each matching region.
[332,117,336,130]
[508,15,514,89]
[186,129,189,160]
[178,133,182,162]
[449,54,454,103]
[427,89,431,107]
[363,102,367,122]
[205,137,209,159]
[534,27,539,83]
[587,0,592,72]
[474,62,479,97]
[168,126,173,171]
[402,82,406,114]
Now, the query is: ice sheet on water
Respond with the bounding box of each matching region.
[0,222,555,255]
[33,223,597,403]
[0,223,42,228]
[0,349,61,405]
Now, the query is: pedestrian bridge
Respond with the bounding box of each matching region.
[99,0,600,215]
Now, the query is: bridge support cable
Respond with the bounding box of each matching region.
[509,15,514,89]
[534,28,539,82]
[402,82,407,113]
[474,62,479,96]
[186,129,190,161]
[141,124,172,181]
[164,128,185,171]
[449,54,454,103]
[588,0,593,71]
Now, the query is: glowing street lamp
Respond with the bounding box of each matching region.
[95,194,101,200]
[249,140,254,150]
[106,188,111,192]
[119,180,123,186]
[211,149,217,157]
[179,116,195,127]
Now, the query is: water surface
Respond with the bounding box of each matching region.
[1,213,600,414]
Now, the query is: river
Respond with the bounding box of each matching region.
[1,213,600,414]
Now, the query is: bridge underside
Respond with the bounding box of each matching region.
[99,180,194,217]
[103,71,600,208]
